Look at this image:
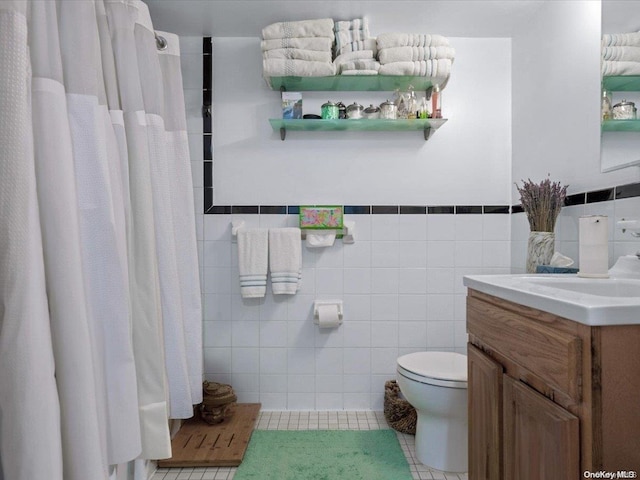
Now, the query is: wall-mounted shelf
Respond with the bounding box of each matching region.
[602,75,640,92]
[269,118,447,141]
[602,119,640,132]
[267,75,447,93]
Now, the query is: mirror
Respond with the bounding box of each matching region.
[601,0,640,172]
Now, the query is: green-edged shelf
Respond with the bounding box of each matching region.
[602,119,640,132]
[602,75,640,92]
[269,118,447,140]
[267,75,447,92]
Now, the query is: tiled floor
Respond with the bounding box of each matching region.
[152,411,468,480]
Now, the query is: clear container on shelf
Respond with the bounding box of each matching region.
[602,89,612,121]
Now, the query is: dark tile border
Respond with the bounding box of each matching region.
[586,188,614,204]
[344,205,371,214]
[456,205,482,214]
[484,205,510,214]
[371,205,399,214]
[428,206,454,214]
[232,205,259,214]
[259,205,287,214]
[511,182,640,213]
[400,206,426,214]
[616,182,640,200]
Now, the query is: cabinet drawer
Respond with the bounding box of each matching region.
[467,295,582,403]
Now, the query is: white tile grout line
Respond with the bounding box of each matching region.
[151,411,468,480]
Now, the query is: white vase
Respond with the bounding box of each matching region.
[526,231,555,273]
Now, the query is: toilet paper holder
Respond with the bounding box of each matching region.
[313,300,343,326]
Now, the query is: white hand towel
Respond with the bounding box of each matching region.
[341,69,380,76]
[305,231,336,248]
[263,59,336,78]
[269,228,302,295]
[237,228,269,298]
[261,37,334,52]
[379,46,456,64]
[602,60,640,76]
[602,46,640,62]
[377,33,450,50]
[338,60,380,73]
[335,18,369,33]
[263,48,333,63]
[333,50,374,68]
[602,32,640,47]
[337,38,378,56]
[378,59,452,78]
[262,18,335,40]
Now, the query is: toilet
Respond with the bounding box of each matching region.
[396,351,468,473]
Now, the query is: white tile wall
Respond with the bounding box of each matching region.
[201,212,511,410]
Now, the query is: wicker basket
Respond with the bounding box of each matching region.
[200,381,237,425]
[383,380,416,435]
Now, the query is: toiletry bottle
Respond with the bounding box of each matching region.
[602,89,612,121]
[431,84,442,119]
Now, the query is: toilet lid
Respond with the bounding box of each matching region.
[397,352,467,382]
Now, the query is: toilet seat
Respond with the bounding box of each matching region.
[397,352,467,389]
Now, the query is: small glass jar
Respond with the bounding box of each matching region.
[380,100,397,119]
[363,104,380,119]
[346,102,364,119]
[612,100,637,120]
[321,101,339,119]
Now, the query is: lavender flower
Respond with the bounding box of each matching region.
[516,177,568,232]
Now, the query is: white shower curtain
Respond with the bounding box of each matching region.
[0,1,202,479]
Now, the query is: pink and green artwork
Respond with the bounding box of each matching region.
[299,206,343,229]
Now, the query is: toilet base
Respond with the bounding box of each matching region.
[414,410,468,473]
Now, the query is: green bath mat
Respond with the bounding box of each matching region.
[234,429,413,480]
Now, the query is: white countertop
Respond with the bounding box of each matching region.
[463,274,640,326]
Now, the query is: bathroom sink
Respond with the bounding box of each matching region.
[521,277,640,298]
[463,255,640,326]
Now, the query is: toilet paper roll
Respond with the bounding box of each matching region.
[578,215,609,278]
[317,304,341,328]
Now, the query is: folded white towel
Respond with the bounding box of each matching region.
[341,70,379,76]
[237,228,268,298]
[305,231,336,248]
[337,38,378,56]
[602,32,640,47]
[377,33,450,50]
[602,46,640,62]
[333,50,374,68]
[263,48,333,63]
[378,46,456,64]
[338,60,380,73]
[336,30,371,52]
[263,59,336,77]
[378,59,452,78]
[269,228,302,295]
[335,18,369,33]
[262,18,335,40]
[602,60,640,76]
[261,37,333,52]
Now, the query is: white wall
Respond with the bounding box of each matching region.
[213,37,512,206]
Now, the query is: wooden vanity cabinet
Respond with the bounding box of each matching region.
[466,288,640,479]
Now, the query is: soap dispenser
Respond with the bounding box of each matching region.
[578,215,609,278]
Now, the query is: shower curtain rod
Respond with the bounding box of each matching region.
[155,33,168,50]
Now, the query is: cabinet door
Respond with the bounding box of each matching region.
[468,344,503,480]
[503,375,579,480]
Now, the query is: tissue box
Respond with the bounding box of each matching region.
[535,265,579,274]
[282,92,302,119]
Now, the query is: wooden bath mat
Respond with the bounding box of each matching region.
[158,403,261,467]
